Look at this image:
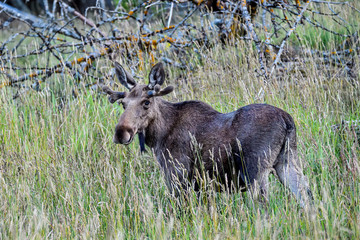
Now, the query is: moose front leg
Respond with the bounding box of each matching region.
[250,168,272,204]
[158,153,193,198]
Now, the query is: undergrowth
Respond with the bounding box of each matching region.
[0,4,360,239]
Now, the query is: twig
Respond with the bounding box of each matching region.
[240,0,268,80]
[169,6,199,37]
[59,2,107,38]
[270,0,312,76]
[167,2,174,28]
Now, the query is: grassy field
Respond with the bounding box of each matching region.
[1,4,360,239]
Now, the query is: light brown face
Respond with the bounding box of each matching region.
[113,84,156,144]
[103,62,174,145]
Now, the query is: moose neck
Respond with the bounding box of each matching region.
[144,99,177,149]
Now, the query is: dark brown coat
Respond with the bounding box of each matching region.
[103,62,313,207]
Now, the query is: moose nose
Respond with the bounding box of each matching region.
[114,125,134,145]
[113,135,120,144]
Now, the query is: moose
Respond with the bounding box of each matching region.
[103,62,313,207]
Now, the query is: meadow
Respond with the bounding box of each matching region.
[1,3,360,239]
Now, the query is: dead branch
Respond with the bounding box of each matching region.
[0,0,359,97]
[270,0,312,76]
[0,2,81,40]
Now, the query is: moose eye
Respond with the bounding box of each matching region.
[143,100,151,109]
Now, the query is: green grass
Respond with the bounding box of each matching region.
[1,2,360,238]
[1,40,359,238]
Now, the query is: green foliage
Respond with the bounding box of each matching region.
[0,2,360,237]
[0,39,359,238]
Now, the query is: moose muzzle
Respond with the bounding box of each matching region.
[113,125,135,145]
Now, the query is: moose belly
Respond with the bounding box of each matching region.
[195,146,247,192]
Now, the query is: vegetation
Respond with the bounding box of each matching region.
[0,2,359,239]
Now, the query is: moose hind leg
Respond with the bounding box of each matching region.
[275,127,313,208]
[275,161,312,208]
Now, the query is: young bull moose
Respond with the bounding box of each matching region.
[103,62,313,207]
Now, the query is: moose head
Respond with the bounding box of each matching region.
[103,62,174,145]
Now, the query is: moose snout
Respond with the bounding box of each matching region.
[113,125,135,145]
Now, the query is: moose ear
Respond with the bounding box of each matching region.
[156,86,174,97]
[102,85,126,103]
[148,62,165,89]
[114,62,137,90]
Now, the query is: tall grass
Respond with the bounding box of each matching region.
[1,6,360,239]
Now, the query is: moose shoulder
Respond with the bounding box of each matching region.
[103,62,313,207]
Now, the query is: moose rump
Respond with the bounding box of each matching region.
[103,61,313,207]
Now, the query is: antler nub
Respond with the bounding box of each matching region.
[147,84,160,96]
[154,84,161,92]
[147,85,174,97]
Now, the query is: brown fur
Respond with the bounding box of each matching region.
[104,62,313,207]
